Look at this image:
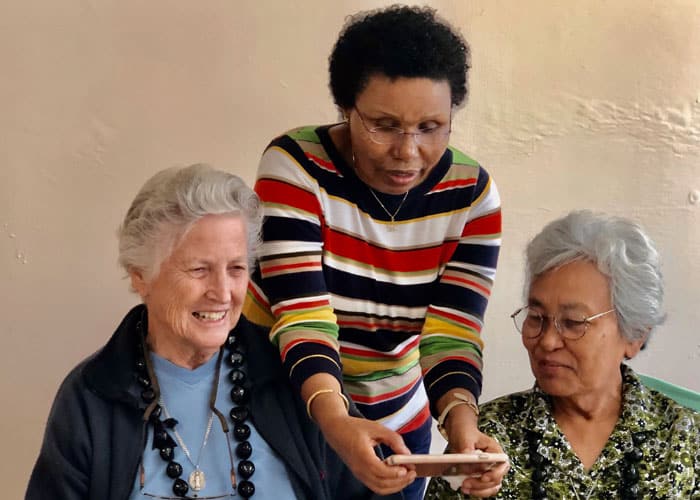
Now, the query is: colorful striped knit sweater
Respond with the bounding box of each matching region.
[243,124,501,435]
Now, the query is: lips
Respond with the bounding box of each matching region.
[192,310,227,321]
[537,359,570,372]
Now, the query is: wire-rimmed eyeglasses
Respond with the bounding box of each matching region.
[510,306,616,340]
[353,107,451,145]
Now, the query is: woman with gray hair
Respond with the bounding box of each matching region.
[26,164,397,500]
[426,210,699,499]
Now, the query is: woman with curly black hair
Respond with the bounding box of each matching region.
[242,5,507,499]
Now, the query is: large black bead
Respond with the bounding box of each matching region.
[234,423,251,441]
[166,461,183,478]
[632,432,647,446]
[172,477,189,497]
[230,405,250,423]
[226,334,240,348]
[626,448,643,462]
[137,375,151,388]
[159,447,174,461]
[229,369,246,384]
[163,417,179,429]
[154,429,169,448]
[236,440,253,459]
[626,484,640,497]
[141,388,156,403]
[135,358,147,373]
[532,467,546,481]
[530,453,544,467]
[228,350,244,367]
[230,385,248,404]
[149,405,162,422]
[532,482,547,499]
[238,480,255,498]
[238,459,255,478]
[623,463,639,482]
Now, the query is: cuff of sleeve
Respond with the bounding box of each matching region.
[283,343,343,394]
[424,360,482,419]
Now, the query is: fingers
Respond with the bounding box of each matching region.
[371,420,412,455]
[350,446,416,494]
[321,415,416,494]
[459,461,509,498]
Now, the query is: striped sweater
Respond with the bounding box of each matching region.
[243,124,501,435]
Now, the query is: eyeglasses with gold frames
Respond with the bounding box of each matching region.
[510,306,616,340]
[353,107,451,146]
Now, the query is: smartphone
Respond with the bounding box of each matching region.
[384,452,509,477]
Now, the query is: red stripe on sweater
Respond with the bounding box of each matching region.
[306,153,340,174]
[397,405,431,433]
[351,378,420,404]
[441,275,492,296]
[325,231,455,272]
[255,179,321,215]
[462,211,501,237]
[432,178,476,192]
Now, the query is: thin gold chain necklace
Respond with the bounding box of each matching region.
[351,150,409,231]
[368,187,409,231]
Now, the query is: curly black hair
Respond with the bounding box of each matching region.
[329,4,471,109]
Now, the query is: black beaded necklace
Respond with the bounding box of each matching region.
[136,319,256,498]
[526,429,645,500]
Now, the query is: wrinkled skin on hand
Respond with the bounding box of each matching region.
[319,413,417,495]
[443,404,509,497]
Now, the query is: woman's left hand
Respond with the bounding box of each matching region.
[442,400,509,498]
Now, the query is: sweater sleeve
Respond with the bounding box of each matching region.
[25,368,92,500]
[419,165,501,415]
[243,136,343,394]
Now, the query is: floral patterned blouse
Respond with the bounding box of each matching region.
[425,365,700,499]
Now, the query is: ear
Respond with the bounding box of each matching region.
[129,269,149,299]
[624,329,649,359]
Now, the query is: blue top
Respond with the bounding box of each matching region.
[129,351,296,499]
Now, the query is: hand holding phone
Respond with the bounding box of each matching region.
[384,452,509,477]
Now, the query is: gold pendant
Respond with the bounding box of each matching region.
[188,468,206,491]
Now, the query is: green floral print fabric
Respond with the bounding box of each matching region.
[425,365,700,499]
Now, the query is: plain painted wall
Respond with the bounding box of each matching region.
[2,1,698,496]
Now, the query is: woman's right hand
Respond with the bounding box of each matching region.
[316,412,417,495]
[303,373,416,493]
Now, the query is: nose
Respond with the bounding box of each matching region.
[393,132,420,160]
[537,316,564,350]
[206,270,231,302]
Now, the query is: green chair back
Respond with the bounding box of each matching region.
[638,373,700,411]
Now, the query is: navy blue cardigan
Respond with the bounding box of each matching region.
[26,305,401,500]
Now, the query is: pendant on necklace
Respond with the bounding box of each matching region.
[387,219,396,232]
[189,468,206,491]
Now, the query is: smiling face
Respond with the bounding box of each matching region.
[523,260,644,401]
[130,214,250,369]
[346,74,452,195]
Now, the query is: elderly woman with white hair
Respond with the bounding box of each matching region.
[426,210,699,499]
[26,164,399,500]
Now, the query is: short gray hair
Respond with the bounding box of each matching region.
[118,164,263,279]
[524,210,665,343]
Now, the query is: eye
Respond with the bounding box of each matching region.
[418,121,441,133]
[228,264,248,275]
[524,311,543,327]
[188,266,207,277]
[373,117,400,129]
[561,318,587,333]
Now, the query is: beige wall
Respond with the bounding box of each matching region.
[2,1,698,496]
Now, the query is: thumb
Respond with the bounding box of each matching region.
[373,424,410,455]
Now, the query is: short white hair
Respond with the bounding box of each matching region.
[524,210,665,343]
[118,164,262,280]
